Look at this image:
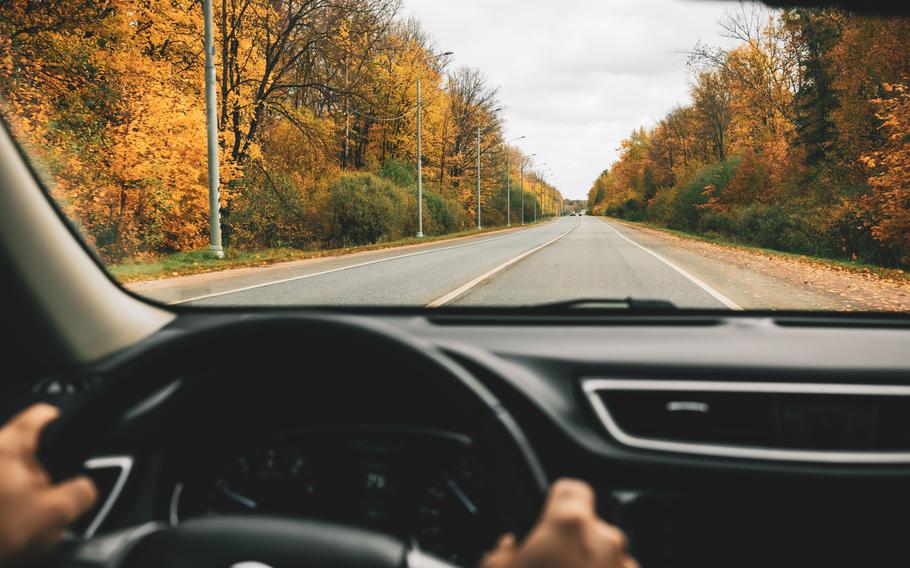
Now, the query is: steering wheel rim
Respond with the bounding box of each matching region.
[37,313,548,568]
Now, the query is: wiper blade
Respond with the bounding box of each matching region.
[538,298,677,311]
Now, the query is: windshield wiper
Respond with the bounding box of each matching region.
[538,298,678,311]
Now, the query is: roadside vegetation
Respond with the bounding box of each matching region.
[109,219,539,283]
[588,6,910,270]
[0,0,561,267]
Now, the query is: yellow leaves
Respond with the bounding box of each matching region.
[862,81,910,257]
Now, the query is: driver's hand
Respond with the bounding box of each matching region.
[0,404,97,564]
[481,479,638,568]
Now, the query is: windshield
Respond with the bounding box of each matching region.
[1,0,908,310]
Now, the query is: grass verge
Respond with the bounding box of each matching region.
[110,222,547,283]
[605,217,910,284]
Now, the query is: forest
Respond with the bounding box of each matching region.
[587,6,910,269]
[0,0,561,261]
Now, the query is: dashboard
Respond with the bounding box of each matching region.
[29,311,910,568]
[166,428,501,565]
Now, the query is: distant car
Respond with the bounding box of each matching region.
[570,212,576,216]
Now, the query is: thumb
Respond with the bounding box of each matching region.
[480,533,518,568]
[35,476,98,529]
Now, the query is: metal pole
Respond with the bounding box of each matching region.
[476,127,481,230]
[416,74,424,238]
[506,153,511,228]
[203,0,223,259]
[533,181,537,223]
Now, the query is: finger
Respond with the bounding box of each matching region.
[479,533,518,568]
[495,533,517,550]
[33,476,98,529]
[541,478,596,522]
[0,404,60,456]
[597,521,629,553]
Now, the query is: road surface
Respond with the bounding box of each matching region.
[130,216,857,309]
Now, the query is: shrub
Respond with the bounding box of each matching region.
[605,196,646,221]
[324,173,409,246]
[646,187,678,226]
[376,158,416,188]
[424,190,469,234]
[670,157,740,231]
[227,167,324,250]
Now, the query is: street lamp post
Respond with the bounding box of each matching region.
[476,127,482,230]
[416,74,424,237]
[416,51,453,238]
[202,0,223,259]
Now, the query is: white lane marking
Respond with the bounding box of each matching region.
[170,221,558,305]
[427,217,580,308]
[598,219,744,310]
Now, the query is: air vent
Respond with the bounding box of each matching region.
[582,379,910,463]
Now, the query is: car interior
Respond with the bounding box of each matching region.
[2,0,910,567]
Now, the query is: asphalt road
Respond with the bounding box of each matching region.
[141,218,576,307]
[454,216,735,308]
[132,216,763,309]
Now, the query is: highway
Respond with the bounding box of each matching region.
[131,216,851,310]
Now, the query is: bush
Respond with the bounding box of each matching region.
[376,159,469,236]
[226,167,324,250]
[827,202,902,266]
[424,190,469,234]
[605,196,646,221]
[670,157,740,231]
[697,203,838,259]
[324,173,410,246]
[376,158,416,188]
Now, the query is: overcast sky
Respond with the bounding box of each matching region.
[403,0,741,199]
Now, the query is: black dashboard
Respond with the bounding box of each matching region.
[28,311,910,568]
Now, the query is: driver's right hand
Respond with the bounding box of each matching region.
[480,479,639,568]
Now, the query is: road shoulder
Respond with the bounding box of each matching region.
[125,222,550,297]
[603,218,910,311]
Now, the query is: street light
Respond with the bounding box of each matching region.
[416,50,453,238]
[202,0,223,258]
[477,126,481,230]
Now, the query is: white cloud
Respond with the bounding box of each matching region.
[403,0,740,198]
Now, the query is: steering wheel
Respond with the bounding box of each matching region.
[35,314,548,568]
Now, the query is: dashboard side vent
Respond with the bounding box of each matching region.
[582,379,910,463]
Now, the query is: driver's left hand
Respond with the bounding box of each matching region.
[0,404,97,566]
